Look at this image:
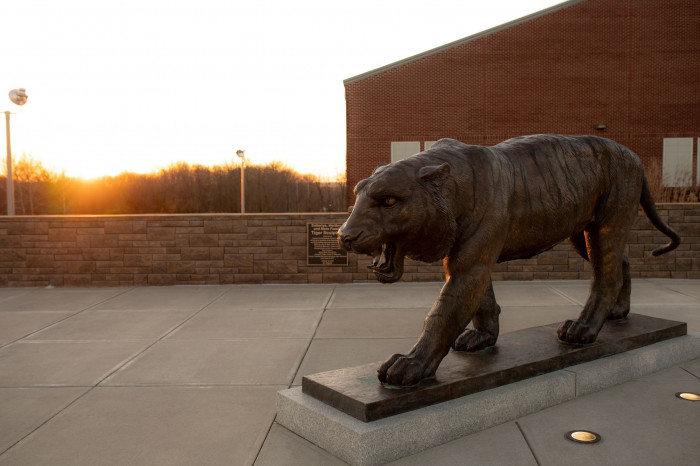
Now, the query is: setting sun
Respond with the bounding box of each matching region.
[1,0,566,181]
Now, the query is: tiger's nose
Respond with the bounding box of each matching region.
[338,228,361,251]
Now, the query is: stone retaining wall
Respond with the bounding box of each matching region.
[0,204,697,287]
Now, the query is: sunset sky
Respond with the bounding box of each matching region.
[1,0,564,180]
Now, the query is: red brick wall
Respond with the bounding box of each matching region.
[345,0,700,204]
[0,205,697,287]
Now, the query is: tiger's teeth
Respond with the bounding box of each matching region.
[369,244,389,271]
[370,256,385,269]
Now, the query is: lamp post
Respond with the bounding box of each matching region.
[236,149,245,213]
[5,88,28,216]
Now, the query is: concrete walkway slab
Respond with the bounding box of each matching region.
[315,308,426,339]
[167,308,323,340]
[0,311,75,345]
[646,279,700,299]
[328,283,442,309]
[538,280,589,305]
[26,310,194,341]
[386,421,538,466]
[0,341,148,387]
[0,288,128,312]
[684,358,700,379]
[0,386,280,466]
[548,280,699,306]
[0,279,697,465]
[205,284,334,311]
[91,285,229,312]
[518,361,700,465]
[255,423,347,466]
[104,338,310,386]
[628,284,700,304]
[497,305,582,334]
[0,387,87,453]
[493,282,580,306]
[0,288,29,304]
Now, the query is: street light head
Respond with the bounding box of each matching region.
[8,88,28,106]
[236,150,245,158]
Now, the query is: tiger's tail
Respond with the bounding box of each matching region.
[640,177,681,256]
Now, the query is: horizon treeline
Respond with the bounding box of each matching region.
[0,155,346,215]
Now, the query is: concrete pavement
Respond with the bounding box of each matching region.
[0,280,698,465]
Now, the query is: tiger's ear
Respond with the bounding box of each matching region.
[372,163,388,175]
[418,163,450,184]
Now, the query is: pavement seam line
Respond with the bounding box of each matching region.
[251,414,278,466]
[0,287,135,350]
[93,285,234,387]
[644,278,700,300]
[515,421,541,466]
[0,287,237,458]
[287,286,337,389]
[680,366,700,381]
[253,287,337,466]
[543,283,585,306]
[0,386,93,457]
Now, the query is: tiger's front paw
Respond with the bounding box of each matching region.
[557,319,598,344]
[377,353,433,387]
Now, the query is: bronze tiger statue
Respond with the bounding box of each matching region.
[338,135,680,387]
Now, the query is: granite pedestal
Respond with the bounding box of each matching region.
[277,315,700,465]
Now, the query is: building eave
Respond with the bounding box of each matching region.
[343,0,587,86]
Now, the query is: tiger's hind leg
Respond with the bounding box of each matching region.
[568,232,631,321]
[453,280,500,352]
[559,218,635,344]
[609,255,631,319]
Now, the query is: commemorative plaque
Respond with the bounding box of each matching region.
[307,223,348,266]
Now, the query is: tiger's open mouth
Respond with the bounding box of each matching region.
[368,242,405,283]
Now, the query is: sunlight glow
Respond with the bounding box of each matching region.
[1,0,566,181]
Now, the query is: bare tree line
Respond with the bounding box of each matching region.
[0,155,346,215]
[1,154,696,216]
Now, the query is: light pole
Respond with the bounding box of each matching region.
[5,88,28,216]
[236,149,245,213]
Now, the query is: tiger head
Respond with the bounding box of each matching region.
[337,159,457,283]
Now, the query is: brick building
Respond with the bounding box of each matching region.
[344,0,700,205]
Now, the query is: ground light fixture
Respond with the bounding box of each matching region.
[675,392,700,401]
[565,430,602,444]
